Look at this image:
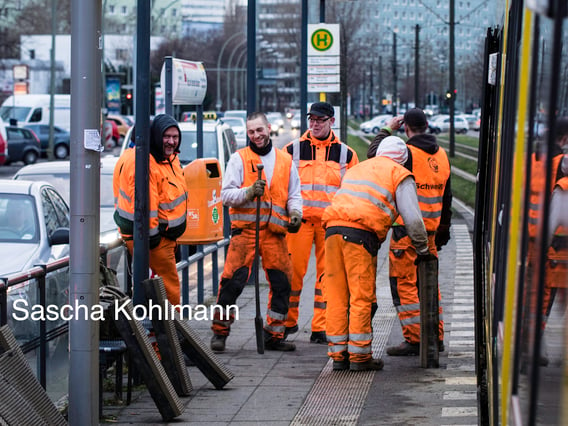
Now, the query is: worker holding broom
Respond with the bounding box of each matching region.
[210,112,302,353]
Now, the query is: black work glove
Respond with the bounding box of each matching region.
[414,253,437,265]
[287,211,302,233]
[435,224,451,251]
[245,179,266,201]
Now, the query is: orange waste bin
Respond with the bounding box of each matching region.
[178,158,224,244]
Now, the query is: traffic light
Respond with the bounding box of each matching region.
[445,90,452,100]
[121,87,133,115]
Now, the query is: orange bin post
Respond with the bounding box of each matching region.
[178,158,224,244]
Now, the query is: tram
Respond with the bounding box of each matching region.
[474,0,568,424]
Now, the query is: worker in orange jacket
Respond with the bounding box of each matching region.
[210,112,303,353]
[323,136,430,371]
[283,102,359,344]
[114,114,188,305]
[367,108,452,356]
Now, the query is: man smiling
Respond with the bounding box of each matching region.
[210,112,302,352]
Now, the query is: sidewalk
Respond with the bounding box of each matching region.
[103,217,477,425]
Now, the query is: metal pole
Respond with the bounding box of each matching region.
[320,0,325,22]
[48,0,56,160]
[216,32,245,111]
[234,49,247,109]
[133,0,151,305]
[369,64,373,118]
[392,31,397,116]
[415,24,420,109]
[227,42,247,110]
[247,0,256,114]
[164,56,173,116]
[449,0,455,156]
[69,0,101,423]
[300,0,308,133]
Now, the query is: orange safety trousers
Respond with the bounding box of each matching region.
[212,228,292,339]
[325,234,376,363]
[537,245,568,330]
[285,220,326,332]
[126,238,180,305]
[389,234,444,344]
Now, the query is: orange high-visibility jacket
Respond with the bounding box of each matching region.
[284,130,358,222]
[528,153,564,238]
[114,150,187,247]
[322,156,412,241]
[397,145,451,232]
[229,147,292,234]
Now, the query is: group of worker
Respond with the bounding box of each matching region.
[113,102,452,372]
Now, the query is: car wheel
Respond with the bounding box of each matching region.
[372,127,380,134]
[23,150,38,165]
[54,144,69,159]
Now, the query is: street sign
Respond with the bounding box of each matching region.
[160,59,207,105]
[308,24,340,57]
[308,24,340,93]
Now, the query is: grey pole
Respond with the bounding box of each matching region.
[449,0,456,157]
[227,41,247,109]
[165,56,173,116]
[415,24,420,108]
[69,0,101,423]
[234,49,247,109]
[48,0,56,160]
[133,0,151,305]
[300,0,308,133]
[392,31,397,116]
[247,0,256,114]
[216,32,245,111]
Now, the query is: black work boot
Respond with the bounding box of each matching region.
[386,341,419,356]
[265,339,296,351]
[332,351,350,371]
[210,334,227,352]
[310,331,328,344]
[350,358,384,371]
[284,325,299,339]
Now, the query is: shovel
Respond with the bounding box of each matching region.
[254,164,265,354]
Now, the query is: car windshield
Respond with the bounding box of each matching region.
[178,130,219,165]
[223,118,244,128]
[0,194,39,242]
[0,106,31,122]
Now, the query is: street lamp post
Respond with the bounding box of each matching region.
[392,29,398,116]
[234,49,247,109]
[226,40,247,109]
[216,32,245,110]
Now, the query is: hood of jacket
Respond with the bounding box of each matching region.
[149,114,181,162]
[407,132,439,155]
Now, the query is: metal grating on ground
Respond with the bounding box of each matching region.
[291,285,396,426]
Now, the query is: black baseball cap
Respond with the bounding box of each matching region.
[403,108,428,128]
[307,102,334,118]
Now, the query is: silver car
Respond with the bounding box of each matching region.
[0,180,70,341]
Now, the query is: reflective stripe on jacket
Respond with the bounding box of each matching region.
[528,153,563,237]
[229,147,292,234]
[150,154,188,241]
[393,145,450,231]
[322,156,412,241]
[284,130,358,221]
[113,148,187,244]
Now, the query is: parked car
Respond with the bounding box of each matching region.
[4,125,41,165]
[121,120,237,171]
[0,123,7,165]
[13,156,120,244]
[429,115,469,134]
[0,180,70,341]
[221,117,247,148]
[266,112,285,135]
[106,114,133,142]
[223,110,247,123]
[23,124,70,159]
[359,114,393,134]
